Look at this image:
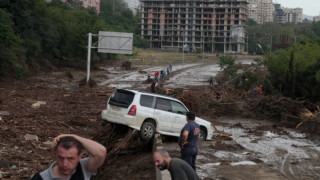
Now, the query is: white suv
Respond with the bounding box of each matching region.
[101,89,214,140]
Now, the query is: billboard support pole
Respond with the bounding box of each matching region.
[86,33,92,83]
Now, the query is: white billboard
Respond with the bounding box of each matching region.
[231,25,245,43]
[98,31,133,54]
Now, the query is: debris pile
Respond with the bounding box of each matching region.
[246,95,319,131]
[92,123,153,180]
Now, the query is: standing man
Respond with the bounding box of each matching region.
[153,149,200,180]
[178,111,200,170]
[31,134,107,180]
[209,76,213,87]
[258,84,263,95]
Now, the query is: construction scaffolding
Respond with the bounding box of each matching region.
[139,0,248,53]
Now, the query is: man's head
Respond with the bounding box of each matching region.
[153,149,171,171]
[186,111,195,121]
[54,136,83,177]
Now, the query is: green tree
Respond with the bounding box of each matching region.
[265,41,320,101]
[219,55,235,69]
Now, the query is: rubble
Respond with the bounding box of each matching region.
[0,67,318,179]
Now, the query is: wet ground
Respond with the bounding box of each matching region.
[163,117,320,180]
[1,56,319,179]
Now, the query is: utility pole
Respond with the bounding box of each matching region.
[202,32,204,62]
[182,29,185,69]
[270,35,272,52]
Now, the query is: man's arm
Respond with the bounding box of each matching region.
[53,134,107,173]
[180,130,189,149]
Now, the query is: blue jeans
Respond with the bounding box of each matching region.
[181,146,198,170]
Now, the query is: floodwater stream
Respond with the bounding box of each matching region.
[163,117,320,180]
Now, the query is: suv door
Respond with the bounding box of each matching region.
[170,100,188,133]
[154,97,174,132]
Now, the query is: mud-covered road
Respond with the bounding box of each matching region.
[0,57,319,179]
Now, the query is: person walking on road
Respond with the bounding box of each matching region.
[209,76,213,87]
[154,71,159,82]
[31,134,106,180]
[252,85,258,96]
[258,85,263,96]
[178,111,200,170]
[153,149,200,180]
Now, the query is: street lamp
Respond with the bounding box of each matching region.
[257,43,265,56]
[269,34,273,52]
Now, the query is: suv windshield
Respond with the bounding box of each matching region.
[109,89,134,108]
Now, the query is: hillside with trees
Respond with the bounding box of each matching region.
[0,0,147,79]
[1,1,320,102]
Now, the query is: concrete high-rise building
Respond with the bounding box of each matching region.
[258,0,274,23]
[81,0,100,13]
[284,8,303,23]
[248,3,259,22]
[274,4,303,24]
[274,3,286,24]
[248,0,274,24]
[44,0,100,13]
[314,16,320,22]
[140,0,248,53]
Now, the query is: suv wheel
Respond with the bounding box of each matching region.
[140,122,155,140]
[199,129,207,141]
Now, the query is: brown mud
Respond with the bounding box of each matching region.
[0,67,319,179]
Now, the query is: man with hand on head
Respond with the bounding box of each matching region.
[153,149,200,180]
[31,134,106,180]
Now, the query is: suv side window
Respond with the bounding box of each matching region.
[140,94,154,108]
[171,101,188,115]
[155,97,172,112]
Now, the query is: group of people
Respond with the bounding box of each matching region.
[154,64,173,82]
[151,64,173,93]
[153,111,201,180]
[30,110,199,180]
[252,84,263,96]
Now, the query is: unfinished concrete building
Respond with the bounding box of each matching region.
[139,0,248,53]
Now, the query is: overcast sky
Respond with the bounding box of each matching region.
[275,0,320,16]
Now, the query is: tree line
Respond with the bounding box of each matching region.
[219,19,320,102]
[0,0,148,79]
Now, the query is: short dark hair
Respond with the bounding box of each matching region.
[154,149,171,158]
[186,111,195,120]
[55,136,83,154]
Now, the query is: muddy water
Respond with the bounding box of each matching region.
[163,117,320,180]
[98,64,201,89]
[98,60,254,89]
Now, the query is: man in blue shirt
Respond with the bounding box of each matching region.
[178,111,200,170]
